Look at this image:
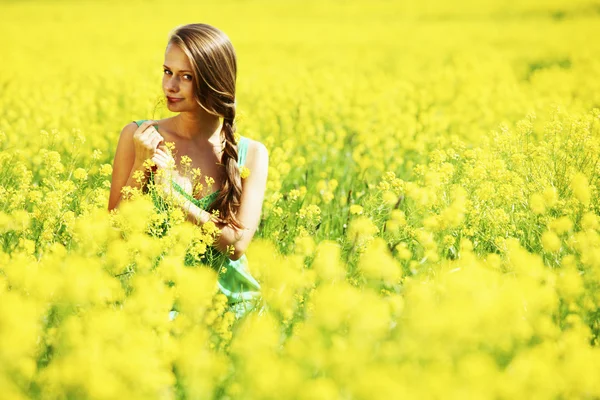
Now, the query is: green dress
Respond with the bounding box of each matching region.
[133,120,263,321]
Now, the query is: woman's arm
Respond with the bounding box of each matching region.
[215,141,269,260]
[108,120,163,211]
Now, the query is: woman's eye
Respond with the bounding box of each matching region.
[183,74,193,81]
[163,69,172,75]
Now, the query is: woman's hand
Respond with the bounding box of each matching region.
[133,120,164,166]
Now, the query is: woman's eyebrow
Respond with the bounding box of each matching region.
[163,64,193,73]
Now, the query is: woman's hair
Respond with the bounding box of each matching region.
[168,23,244,230]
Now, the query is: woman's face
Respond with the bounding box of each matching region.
[163,43,198,112]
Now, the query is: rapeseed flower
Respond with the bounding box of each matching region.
[347,216,379,249]
[549,216,573,235]
[529,193,546,215]
[240,165,251,179]
[571,172,591,207]
[349,204,363,215]
[72,167,88,181]
[541,231,561,253]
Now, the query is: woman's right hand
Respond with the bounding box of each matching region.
[132,120,164,166]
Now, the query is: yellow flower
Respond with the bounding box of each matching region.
[541,230,561,253]
[170,208,185,224]
[180,155,192,167]
[204,175,215,186]
[581,212,599,231]
[202,220,219,236]
[295,235,316,256]
[570,172,590,207]
[191,240,207,255]
[543,187,558,208]
[460,238,474,252]
[293,156,306,167]
[557,264,584,302]
[240,165,251,179]
[347,216,379,247]
[73,167,88,181]
[395,242,412,260]
[329,179,338,191]
[191,167,202,180]
[382,191,398,206]
[443,234,455,248]
[529,193,545,215]
[549,216,573,235]
[165,141,176,151]
[349,204,364,215]
[288,189,301,201]
[390,210,407,226]
[18,238,36,255]
[321,191,334,204]
[193,183,205,197]
[298,204,321,221]
[316,180,327,192]
[358,238,401,285]
[142,158,155,171]
[99,164,112,176]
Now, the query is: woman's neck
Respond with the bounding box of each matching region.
[174,110,222,144]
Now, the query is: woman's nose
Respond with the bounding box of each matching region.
[165,77,178,92]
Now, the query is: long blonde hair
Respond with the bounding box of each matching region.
[168,23,244,230]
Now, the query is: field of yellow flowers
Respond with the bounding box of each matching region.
[2,0,600,398]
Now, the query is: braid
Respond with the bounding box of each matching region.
[210,106,245,230]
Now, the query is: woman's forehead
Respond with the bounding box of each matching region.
[164,44,192,71]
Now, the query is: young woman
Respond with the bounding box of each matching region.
[108,23,269,320]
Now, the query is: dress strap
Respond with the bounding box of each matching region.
[237,136,249,167]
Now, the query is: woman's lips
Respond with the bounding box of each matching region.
[167,97,183,102]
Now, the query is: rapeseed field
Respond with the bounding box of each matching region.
[1,0,600,398]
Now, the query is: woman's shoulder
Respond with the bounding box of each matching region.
[243,137,269,167]
[120,118,163,142]
[120,118,154,140]
[241,136,267,154]
[123,118,170,138]
[120,121,139,139]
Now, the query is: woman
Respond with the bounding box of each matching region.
[108,23,269,320]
